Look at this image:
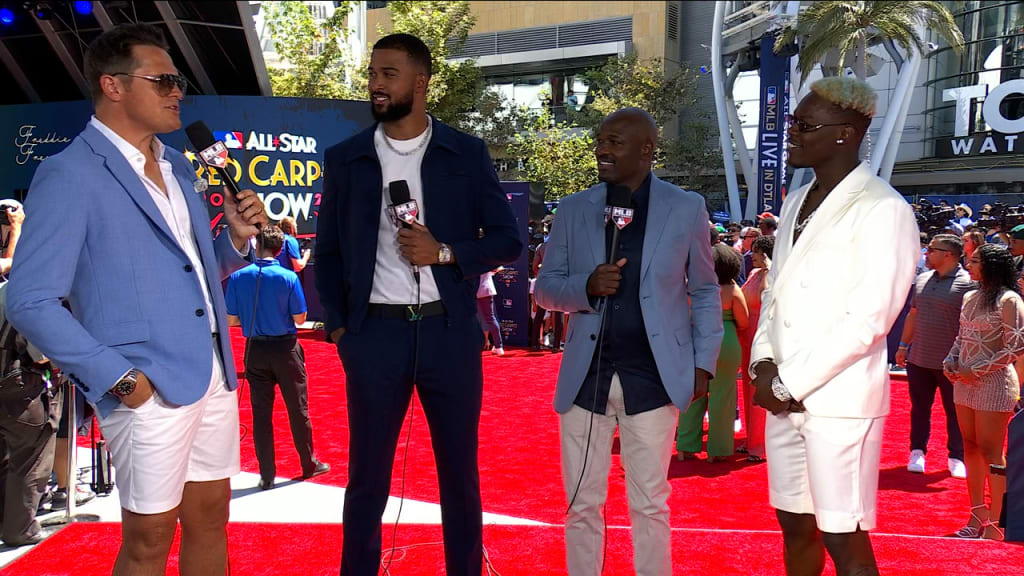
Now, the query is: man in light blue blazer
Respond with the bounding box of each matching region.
[535,108,722,575]
[5,24,267,574]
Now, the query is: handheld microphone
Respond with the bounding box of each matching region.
[387,180,419,228]
[388,180,421,284]
[185,121,241,201]
[604,185,634,265]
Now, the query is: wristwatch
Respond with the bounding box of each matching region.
[110,368,138,399]
[770,375,792,402]
[438,243,453,264]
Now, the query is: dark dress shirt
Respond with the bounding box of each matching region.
[574,175,672,415]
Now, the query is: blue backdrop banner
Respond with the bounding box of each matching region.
[494,182,530,348]
[1,95,373,236]
[756,34,791,216]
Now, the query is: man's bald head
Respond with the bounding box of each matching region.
[601,107,658,145]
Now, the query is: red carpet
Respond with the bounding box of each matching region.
[18,328,1024,573]
[5,522,1022,575]
[230,329,997,535]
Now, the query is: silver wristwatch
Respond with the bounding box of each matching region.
[770,375,792,402]
[438,243,453,264]
[110,368,138,399]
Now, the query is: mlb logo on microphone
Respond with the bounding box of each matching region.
[502,298,513,308]
[766,87,777,106]
[214,131,244,149]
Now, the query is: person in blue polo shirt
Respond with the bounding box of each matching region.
[277,217,311,273]
[225,225,328,490]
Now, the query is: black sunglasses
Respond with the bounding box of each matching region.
[112,72,188,96]
[785,114,851,133]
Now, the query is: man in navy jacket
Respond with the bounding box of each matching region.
[315,34,522,576]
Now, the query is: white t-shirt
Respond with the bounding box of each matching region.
[369,121,441,304]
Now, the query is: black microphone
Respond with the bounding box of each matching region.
[388,180,421,284]
[185,121,241,201]
[387,180,419,229]
[605,185,634,265]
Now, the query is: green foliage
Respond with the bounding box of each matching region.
[776,1,964,83]
[507,110,598,201]
[581,53,699,129]
[384,1,484,125]
[460,89,539,148]
[264,1,362,99]
[506,54,722,199]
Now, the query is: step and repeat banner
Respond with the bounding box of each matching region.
[3,95,371,236]
[0,96,530,338]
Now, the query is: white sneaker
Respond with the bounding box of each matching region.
[907,450,926,474]
[948,458,967,478]
[492,347,504,356]
[734,418,743,433]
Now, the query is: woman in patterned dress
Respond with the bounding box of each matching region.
[943,244,1024,540]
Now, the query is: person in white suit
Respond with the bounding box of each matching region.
[749,77,920,576]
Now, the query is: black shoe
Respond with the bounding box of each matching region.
[302,461,330,479]
[258,478,275,491]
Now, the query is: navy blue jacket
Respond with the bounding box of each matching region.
[315,118,523,337]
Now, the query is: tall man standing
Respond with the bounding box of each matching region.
[5,23,267,574]
[750,77,919,576]
[535,108,722,576]
[315,34,522,575]
[894,234,971,478]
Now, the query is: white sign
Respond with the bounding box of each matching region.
[941,78,1024,156]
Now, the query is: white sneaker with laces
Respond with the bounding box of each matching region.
[948,457,967,478]
[907,449,926,474]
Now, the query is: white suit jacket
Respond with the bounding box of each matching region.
[750,162,920,418]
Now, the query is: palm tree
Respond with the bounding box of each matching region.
[776,1,965,83]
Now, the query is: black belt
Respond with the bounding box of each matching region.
[367,301,446,321]
[247,334,297,342]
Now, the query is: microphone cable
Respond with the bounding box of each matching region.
[381,260,422,576]
[564,291,611,574]
[239,232,266,445]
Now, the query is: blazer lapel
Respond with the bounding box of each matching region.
[773,162,872,294]
[584,184,607,268]
[81,126,179,247]
[172,155,220,262]
[640,176,672,284]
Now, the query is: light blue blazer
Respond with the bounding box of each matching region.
[6,124,249,417]
[534,176,723,413]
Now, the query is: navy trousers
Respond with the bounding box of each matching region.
[337,313,484,576]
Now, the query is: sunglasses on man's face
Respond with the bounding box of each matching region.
[111,72,188,96]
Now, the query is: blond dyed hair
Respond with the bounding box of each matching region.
[810,76,877,118]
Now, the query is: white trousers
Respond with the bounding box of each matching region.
[560,374,678,576]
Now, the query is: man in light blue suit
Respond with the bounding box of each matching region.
[5,24,267,575]
[535,108,722,576]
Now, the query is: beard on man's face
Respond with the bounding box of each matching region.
[370,90,414,122]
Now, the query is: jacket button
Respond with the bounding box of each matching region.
[195,309,205,317]
[184,264,193,272]
[82,385,90,392]
[590,334,597,341]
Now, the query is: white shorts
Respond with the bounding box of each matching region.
[98,367,240,515]
[765,412,884,533]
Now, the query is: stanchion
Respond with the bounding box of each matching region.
[43,382,100,526]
